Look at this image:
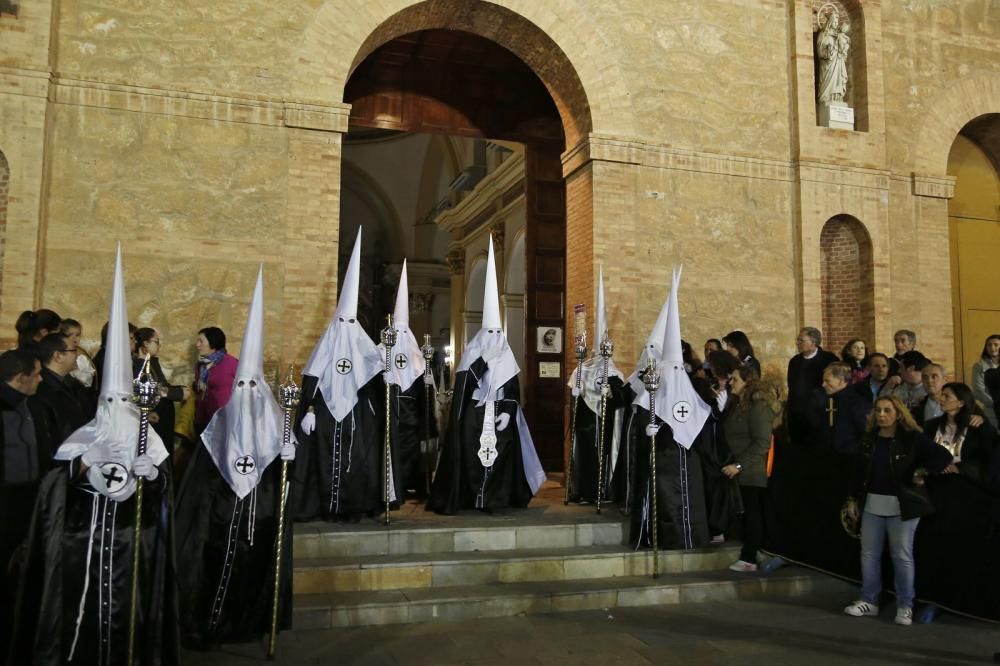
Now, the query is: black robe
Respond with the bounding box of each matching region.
[291,374,390,521]
[567,375,628,505]
[426,358,534,515]
[393,377,438,499]
[9,463,179,666]
[628,407,710,550]
[173,446,292,648]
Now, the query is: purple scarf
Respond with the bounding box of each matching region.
[197,349,227,389]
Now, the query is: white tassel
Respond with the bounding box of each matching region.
[68,493,99,660]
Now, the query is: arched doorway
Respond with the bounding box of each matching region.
[342,20,591,471]
[947,114,1000,382]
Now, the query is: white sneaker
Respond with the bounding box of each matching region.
[843,600,879,617]
[728,559,758,572]
[894,607,913,626]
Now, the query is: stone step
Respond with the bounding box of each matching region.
[293,518,625,559]
[293,568,852,629]
[293,545,742,594]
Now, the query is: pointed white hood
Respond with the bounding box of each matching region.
[652,266,711,449]
[201,266,289,499]
[568,265,623,414]
[379,259,424,391]
[629,293,671,407]
[302,228,382,421]
[457,236,519,404]
[56,244,168,501]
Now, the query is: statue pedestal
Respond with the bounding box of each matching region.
[819,102,855,130]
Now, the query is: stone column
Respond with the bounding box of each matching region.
[281,102,352,367]
[445,245,465,381]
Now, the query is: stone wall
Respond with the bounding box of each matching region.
[0,0,998,383]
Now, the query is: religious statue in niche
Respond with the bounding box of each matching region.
[815,3,855,130]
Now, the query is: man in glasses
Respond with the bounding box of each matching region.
[30,332,90,448]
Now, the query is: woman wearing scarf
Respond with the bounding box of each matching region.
[193,326,238,435]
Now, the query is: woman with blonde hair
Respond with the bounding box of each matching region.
[843,395,954,625]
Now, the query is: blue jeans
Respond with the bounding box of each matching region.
[860,511,919,609]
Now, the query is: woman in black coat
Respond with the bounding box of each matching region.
[923,382,997,485]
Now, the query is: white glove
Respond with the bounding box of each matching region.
[645,423,661,437]
[280,442,296,461]
[132,454,159,481]
[300,411,316,435]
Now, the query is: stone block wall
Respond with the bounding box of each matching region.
[0,0,997,386]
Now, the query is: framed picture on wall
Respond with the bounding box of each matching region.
[536,326,562,353]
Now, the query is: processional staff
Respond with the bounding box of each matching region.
[640,357,661,579]
[421,334,435,496]
[128,354,160,666]
[380,315,397,527]
[596,333,614,515]
[565,332,587,505]
[268,365,300,660]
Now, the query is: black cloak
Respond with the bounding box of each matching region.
[426,357,535,515]
[291,374,391,521]
[628,407,710,550]
[173,445,292,648]
[8,463,179,666]
[567,375,629,505]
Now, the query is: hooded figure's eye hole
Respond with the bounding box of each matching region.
[237,380,245,388]
[349,318,356,324]
[121,396,128,402]
[106,397,114,403]
[338,317,345,322]
[249,380,257,388]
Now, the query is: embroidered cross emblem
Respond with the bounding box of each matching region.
[336,358,353,375]
[99,462,129,493]
[394,353,408,369]
[234,455,256,475]
[672,401,692,423]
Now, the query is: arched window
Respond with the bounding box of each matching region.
[820,215,874,353]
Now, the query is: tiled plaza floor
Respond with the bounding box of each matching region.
[185,588,1000,665]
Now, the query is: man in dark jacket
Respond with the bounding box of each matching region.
[30,333,90,448]
[786,326,838,446]
[0,349,47,660]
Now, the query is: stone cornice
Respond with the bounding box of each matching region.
[564,134,796,182]
[0,66,50,98]
[40,75,351,131]
[908,173,956,200]
[798,161,891,190]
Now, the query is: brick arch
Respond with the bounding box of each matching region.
[820,215,874,354]
[290,0,633,148]
[914,73,1000,176]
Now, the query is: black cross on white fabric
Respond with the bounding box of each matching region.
[672,401,692,423]
[100,462,128,492]
[234,455,256,475]
[336,358,353,375]
[394,353,408,369]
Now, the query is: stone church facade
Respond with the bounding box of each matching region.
[2,1,998,449]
